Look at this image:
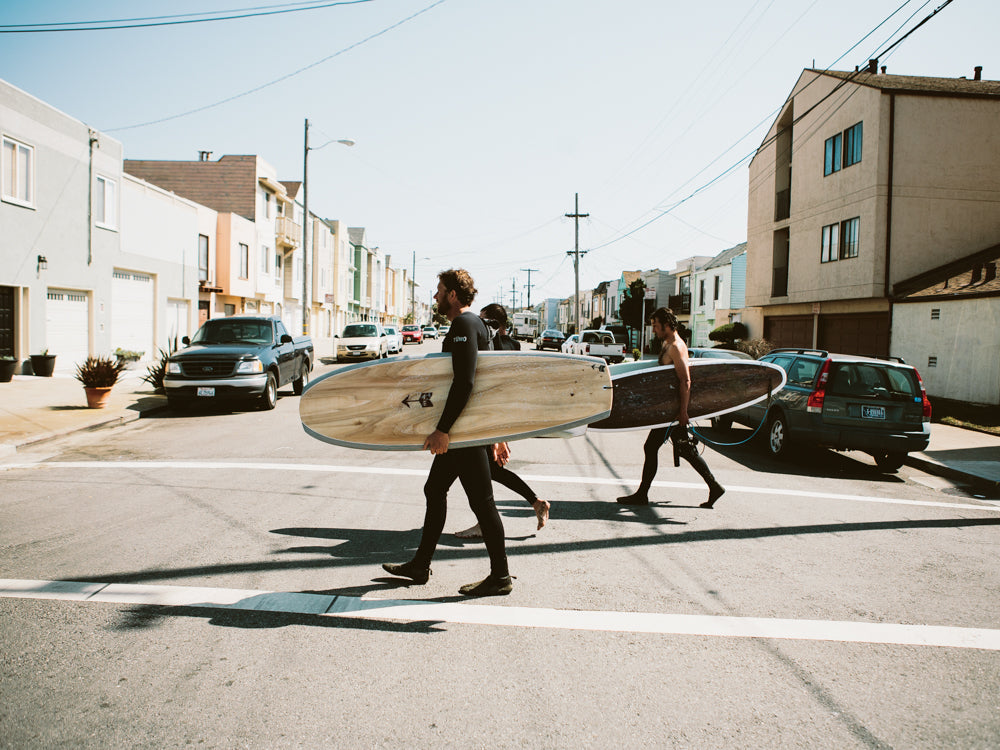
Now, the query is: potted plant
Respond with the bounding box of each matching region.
[74,355,127,409]
[30,349,56,377]
[114,348,144,368]
[0,355,18,382]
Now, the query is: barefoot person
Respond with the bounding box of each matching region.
[455,303,550,538]
[617,307,725,509]
[382,269,514,596]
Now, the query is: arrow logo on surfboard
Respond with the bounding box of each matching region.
[402,392,434,408]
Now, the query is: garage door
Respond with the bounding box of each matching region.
[46,288,89,370]
[818,312,889,358]
[764,315,813,349]
[112,270,154,360]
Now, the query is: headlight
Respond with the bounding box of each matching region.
[236,359,264,374]
[167,362,182,374]
[365,343,378,351]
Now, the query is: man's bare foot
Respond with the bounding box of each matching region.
[533,499,550,530]
[455,523,483,539]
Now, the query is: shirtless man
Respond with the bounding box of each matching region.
[616,307,725,508]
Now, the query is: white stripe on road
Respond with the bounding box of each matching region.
[1,578,997,651]
[1,460,997,513]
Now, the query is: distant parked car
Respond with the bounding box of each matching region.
[561,334,579,354]
[336,322,388,363]
[535,329,565,351]
[401,324,423,344]
[689,347,752,360]
[383,325,403,354]
[718,348,931,471]
[422,325,439,340]
[438,325,450,337]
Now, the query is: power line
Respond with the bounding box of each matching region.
[104,0,448,132]
[0,0,374,34]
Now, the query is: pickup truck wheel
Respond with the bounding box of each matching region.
[293,362,309,395]
[874,451,906,472]
[259,373,277,410]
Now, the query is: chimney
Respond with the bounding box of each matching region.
[974,66,983,81]
[198,150,213,162]
[868,59,878,74]
[881,66,887,75]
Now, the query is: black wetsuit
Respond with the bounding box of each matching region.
[487,332,539,505]
[412,311,509,577]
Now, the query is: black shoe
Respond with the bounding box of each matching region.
[700,482,725,509]
[459,574,514,597]
[616,492,649,506]
[382,561,431,585]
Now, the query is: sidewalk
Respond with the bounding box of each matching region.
[1,370,998,492]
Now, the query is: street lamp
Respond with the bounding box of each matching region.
[302,118,355,335]
[411,252,430,323]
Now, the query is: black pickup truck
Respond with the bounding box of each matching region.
[164,316,313,410]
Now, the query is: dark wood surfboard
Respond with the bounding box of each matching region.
[588,359,786,431]
[300,352,613,450]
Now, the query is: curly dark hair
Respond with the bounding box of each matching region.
[650,307,678,331]
[438,269,478,306]
[479,302,508,328]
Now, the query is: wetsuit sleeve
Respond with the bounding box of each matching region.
[436,316,478,433]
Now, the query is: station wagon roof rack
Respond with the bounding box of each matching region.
[769,348,829,357]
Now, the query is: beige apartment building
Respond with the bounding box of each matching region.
[745,63,1000,357]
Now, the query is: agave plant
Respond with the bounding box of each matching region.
[74,355,128,388]
[142,348,170,393]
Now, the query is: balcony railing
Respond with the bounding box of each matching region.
[276,216,301,248]
[667,294,691,315]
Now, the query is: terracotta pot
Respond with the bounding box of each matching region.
[84,386,113,409]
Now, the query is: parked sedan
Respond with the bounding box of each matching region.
[561,334,579,354]
[401,324,423,344]
[422,325,439,340]
[689,347,752,360]
[335,322,388,363]
[535,329,565,351]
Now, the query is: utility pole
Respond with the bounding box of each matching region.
[509,278,519,311]
[301,118,311,335]
[521,267,538,309]
[565,193,589,335]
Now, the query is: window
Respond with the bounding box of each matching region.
[95,175,117,228]
[275,251,282,286]
[713,276,721,302]
[263,192,272,219]
[821,223,840,263]
[198,234,209,281]
[930,308,940,320]
[824,133,842,176]
[841,217,859,258]
[821,218,860,262]
[261,245,270,273]
[824,122,863,175]
[2,136,34,206]
[699,279,705,307]
[239,243,249,279]
[843,122,863,167]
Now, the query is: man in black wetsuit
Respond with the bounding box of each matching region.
[382,269,513,597]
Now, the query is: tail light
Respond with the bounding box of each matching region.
[583,344,591,355]
[913,368,932,421]
[806,358,832,413]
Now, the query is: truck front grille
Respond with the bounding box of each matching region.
[180,360,237,377]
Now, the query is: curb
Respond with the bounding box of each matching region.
[4,402,168,455]
[904,453,999,493]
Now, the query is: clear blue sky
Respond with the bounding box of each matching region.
[2,0,996,308]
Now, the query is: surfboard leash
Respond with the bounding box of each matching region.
[689,387,774,448]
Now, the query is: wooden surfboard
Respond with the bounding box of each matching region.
[588,359,786,431]
[300,352,613,450]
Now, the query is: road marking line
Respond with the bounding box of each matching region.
[1,578,997,650]
[1,460,996,513]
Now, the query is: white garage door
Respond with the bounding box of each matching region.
[111,270,154,360]
[45,288,89,370]
[166,299,189,353]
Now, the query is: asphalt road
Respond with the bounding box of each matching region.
[2,342,998,748]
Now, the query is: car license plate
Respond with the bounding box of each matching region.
[197,387,215,397]
[862,405,885,420]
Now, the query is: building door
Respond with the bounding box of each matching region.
[46,289,89,369]
[818,313,889,358]
[111,270,154,360]
[764,314,813,349]
[198,300,210,327]
[0,286,14,357]
[166,299,189,353]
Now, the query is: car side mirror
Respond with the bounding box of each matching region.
[182,336,190,345]
[280,334,293,344]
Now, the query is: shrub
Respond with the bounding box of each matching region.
[734,338,774,359]
[114,347,144,363]
[75,355,127,388]
[709,322,749,345]
[143,348,170,393]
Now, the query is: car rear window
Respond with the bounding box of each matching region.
[827,363,920,400]
[787,358,822,387]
